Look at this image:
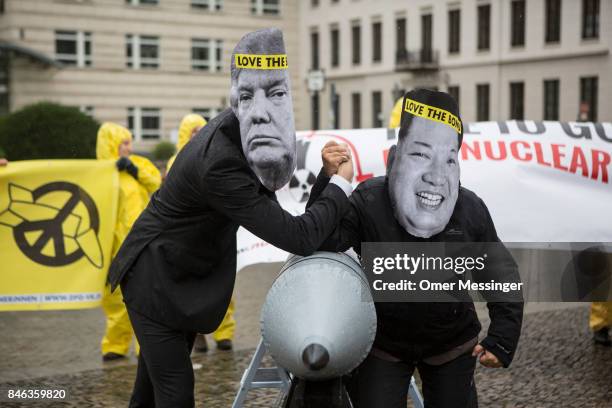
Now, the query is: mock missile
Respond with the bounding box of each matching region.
[261,251,377,380]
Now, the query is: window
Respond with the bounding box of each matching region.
[330,25,340,68]
[372,21,382,63]
[395,17,406,58]
[126,35,159,69]
[192,39,223,72]
[477,4,490,51]
[421,14,433,62]
[251,0,279,16]
[310,30,319,70]
[193,107,221,122]
[351,21,361,65]
[580,76,598,121]
[191,0,223,10]
[311,93,320,130]
[372,91,382,127]
[510,82,524,120]
[448,86,460,107]
[128,107,161,140]
[55,30,92,67]
[332,89,341,129]
[351,92,361,129]
[511,0,526,47]
[448,9,461,54]
[543,79,559,120]
[126,0,158,5]
[545,0,561,43]
[476,83,489,121]
[582,0,600,39]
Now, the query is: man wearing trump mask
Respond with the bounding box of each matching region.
[107,28,354,407]
[309,88,524,407]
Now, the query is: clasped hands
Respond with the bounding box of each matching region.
[321,141,354,183]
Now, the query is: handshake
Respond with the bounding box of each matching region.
[321,141,354,183]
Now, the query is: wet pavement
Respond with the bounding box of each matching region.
[0,263,610,407]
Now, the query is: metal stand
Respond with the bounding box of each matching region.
[409,377,424,408]
[232,339,291,408]
[233,338,424,408]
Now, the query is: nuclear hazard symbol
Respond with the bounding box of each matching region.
[289,140,316,203]
[0,182,104,268]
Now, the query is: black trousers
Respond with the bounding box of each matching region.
[126,307,197,408]
[347,352,478,408]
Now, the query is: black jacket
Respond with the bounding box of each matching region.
[307,171,524,367]
[107,109,350,333]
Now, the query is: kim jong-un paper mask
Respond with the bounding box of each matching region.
[388,89,463,238]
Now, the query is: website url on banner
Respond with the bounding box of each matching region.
[0,293,101,304]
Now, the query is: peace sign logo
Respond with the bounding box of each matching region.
[0,182,104,269]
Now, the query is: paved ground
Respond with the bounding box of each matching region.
[0,263,281,384]
[0,263,610,407]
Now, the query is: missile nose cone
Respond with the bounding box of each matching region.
[302,343,330,371]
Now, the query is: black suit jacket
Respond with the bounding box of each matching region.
[307,171,524,367]
[107,109,350,333]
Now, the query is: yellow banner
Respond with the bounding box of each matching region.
[0,160,118,311]
[404,98,463,134]
[235,53,288,69]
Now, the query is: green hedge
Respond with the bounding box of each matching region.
[0,102,100,160]
[152,141,176,161]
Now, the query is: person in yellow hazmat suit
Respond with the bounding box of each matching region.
[591,302,611,346]
[96,122,161,361]
[388,97,403,129]
[167,113,237,352]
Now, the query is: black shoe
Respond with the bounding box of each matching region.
[593,328,611,346]
[216,339,233,351]
[194,335,209,353]
[102,352,127,362]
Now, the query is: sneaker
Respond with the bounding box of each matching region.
[216,339,233,351]
[593,327,611,346]
[193,335,209,353]
[102,352,127,362]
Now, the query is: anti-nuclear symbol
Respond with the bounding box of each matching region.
[0,182,104,268]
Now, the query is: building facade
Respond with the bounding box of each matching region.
[0,0,301,150]
[0,0,609,150]
[299,0,611,130]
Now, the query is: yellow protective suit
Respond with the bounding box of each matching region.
[388,97,403,129]
[212,297,236,341]
[166,114,236,341]
[166,113,207,172]
[97,122,161,356]
[590,302,612,332]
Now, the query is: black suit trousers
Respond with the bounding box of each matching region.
[126,307,197,408]
[347,352,478,408]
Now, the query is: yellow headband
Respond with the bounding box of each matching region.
[235,53,288,69]
[404,98,462,134]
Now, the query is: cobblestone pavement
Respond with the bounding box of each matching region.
[0,263,281,384]
[0,262,610,407]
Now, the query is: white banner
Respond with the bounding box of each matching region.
[236,121,612,271]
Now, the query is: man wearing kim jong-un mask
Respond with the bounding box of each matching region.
[107,28,353,407]
[308,89,523,407]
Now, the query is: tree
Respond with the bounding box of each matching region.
[0,102,99,160]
